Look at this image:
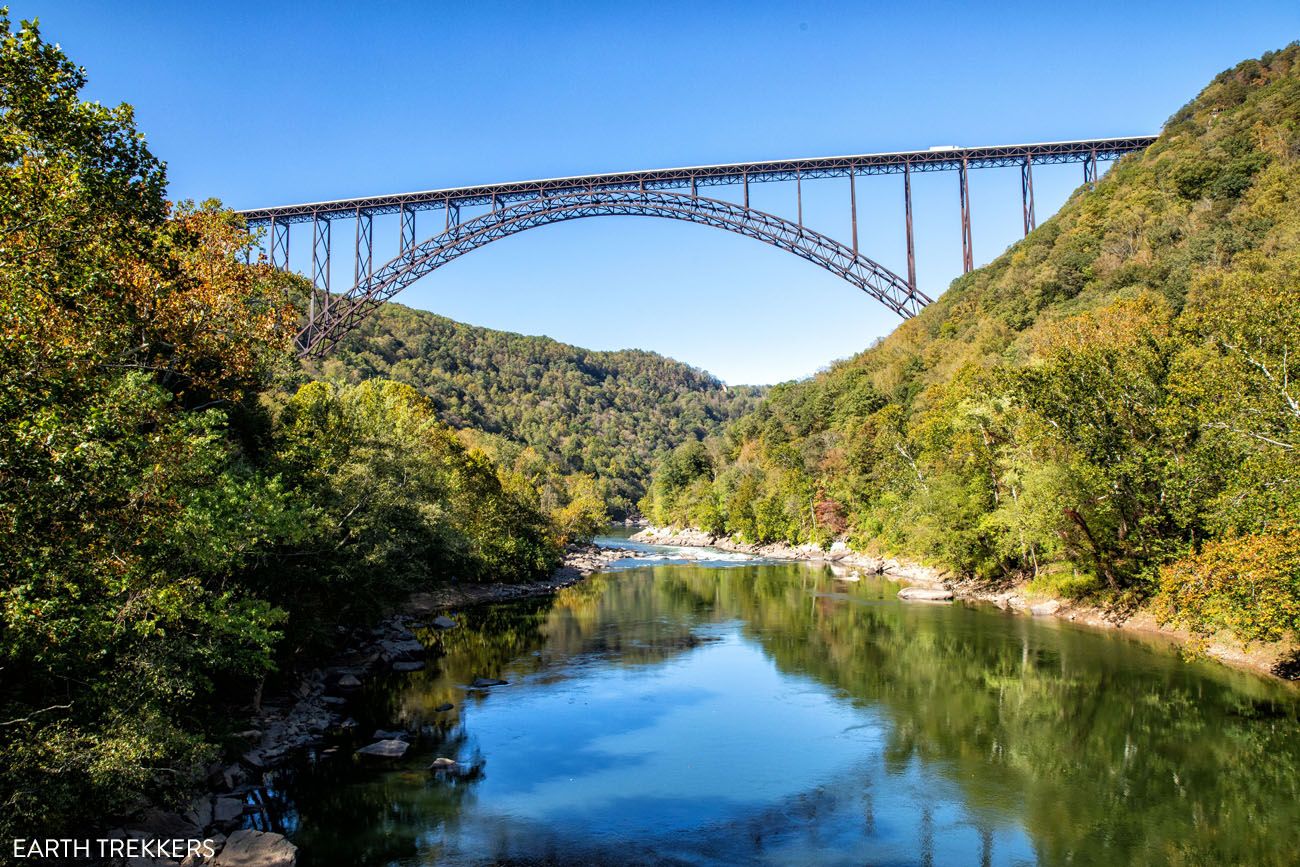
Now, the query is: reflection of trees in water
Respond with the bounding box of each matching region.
[657,564,1300,867]
[290,564,1300,866]
[276,724,482,866]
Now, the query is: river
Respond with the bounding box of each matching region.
[263,532,1300,866]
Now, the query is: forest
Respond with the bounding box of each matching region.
[0,15,562,836]
[305,304,763,517]
[642,45,1300,648]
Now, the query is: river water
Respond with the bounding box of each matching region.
[270,534,1300,866]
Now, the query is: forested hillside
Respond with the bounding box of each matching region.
[0,17,558,835]
[305,304,763,514]
[643,45,1300,646]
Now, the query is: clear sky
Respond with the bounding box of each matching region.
[30,1,1300,384]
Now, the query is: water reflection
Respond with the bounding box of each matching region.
[283,560,1300,867]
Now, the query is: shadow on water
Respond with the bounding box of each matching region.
[266,559,1300,867]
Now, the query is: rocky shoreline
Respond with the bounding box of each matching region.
[630,526,1298,682]
[81,542,629,866]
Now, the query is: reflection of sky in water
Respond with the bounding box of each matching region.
[435,630,1035,865]
[280,543,1300,867]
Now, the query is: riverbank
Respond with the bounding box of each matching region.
[630,526,1299,682]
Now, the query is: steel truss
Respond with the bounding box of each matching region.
[242,135,1159,359]
[294,190,931,358]
[238,136,1156,225]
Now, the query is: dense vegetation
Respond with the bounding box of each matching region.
[306,303,763,516]
[0,16,561,836]
[643,45,1300,648]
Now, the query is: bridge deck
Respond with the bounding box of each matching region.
[238,136,1156,224]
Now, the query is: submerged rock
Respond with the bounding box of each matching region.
[212,828,297,866]
[392,661,425,672]
[897,587,954,601]
[470,677,508,688]
[356,739,409,759]
[433,702,454,712]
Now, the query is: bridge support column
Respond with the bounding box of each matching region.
[311,214,330,341]
[743,170,749,208]
[1021,155,1037,236]
[959,156,974,273]
[905,161,917,291]
[1084,147,1099,190]
[354,208,373,288]
[270,217,290,271]
[400,204,416,253]
[796,168,803,236]
[849,168,858,256]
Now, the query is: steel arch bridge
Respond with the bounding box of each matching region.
[237,135,1156,357]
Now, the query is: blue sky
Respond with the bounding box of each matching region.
[32,1,1300,384]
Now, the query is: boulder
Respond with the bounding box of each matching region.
[186,798,214,833]
[1030,599,1062,617]
[428,757,459,771]
[380,638,425,661]
[212,829,297,867]
[897,587,954,602]
[240,750,267,771]
[356,739,409,759]
[337,674,361,689]
[470,677,508,688]
[431,615,457,630]
[212,797,244,828]
[371,728,410,741]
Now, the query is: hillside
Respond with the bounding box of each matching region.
[643,45,1300,645]
[303,304,763,514]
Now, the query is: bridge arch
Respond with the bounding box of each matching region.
[296,189,931,357]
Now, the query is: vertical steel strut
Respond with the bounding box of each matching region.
[904,161,917,291]
[849,167,858,256]
[270,217,290,271]
[310,214,330,344]
[400,204,416,253]
[959,156,974,273]
[355,208,373,289]
[1021,154,1037,236]
[796,168,803,236]
[1084,146,1099,190]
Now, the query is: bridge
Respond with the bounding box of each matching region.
[238,136,1156,357]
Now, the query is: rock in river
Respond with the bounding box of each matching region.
[356,739,409,759]
[392,661,425,672]
[428,757,459,771]
[431,615,457,629]
[897,587,954,602]
[434,702,454,712]
[337,673,361,689]
[470,677,508,688]
[212,828,297,866]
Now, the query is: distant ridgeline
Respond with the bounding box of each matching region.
[302,304,764,516]
[643,45,1300,646]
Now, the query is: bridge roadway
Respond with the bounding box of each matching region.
[238,136,1155,224]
